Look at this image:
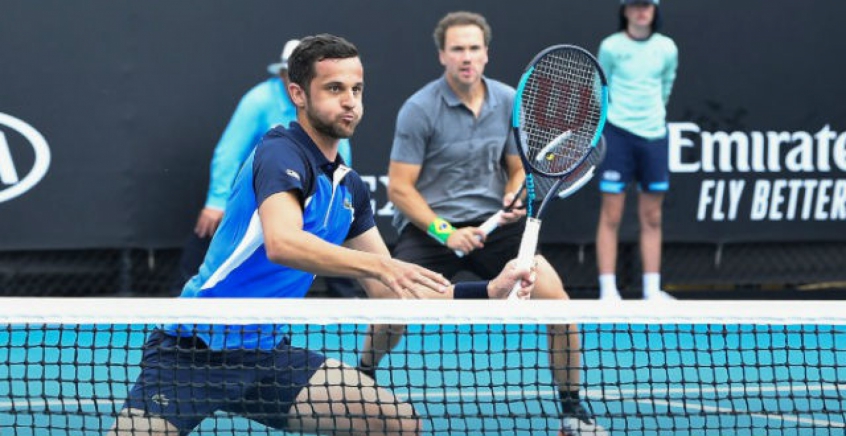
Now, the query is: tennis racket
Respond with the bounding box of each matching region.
[506,44,608,299]
[453,135,606,258]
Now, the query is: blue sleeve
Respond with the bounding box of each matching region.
[389,101,430,164]
[205,84,272,210]
[344,173,376,240]
[252,138,311,209]
[338,139,353,165]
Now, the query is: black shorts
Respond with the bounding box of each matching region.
[122,329,326,435]
[392,218,525,280]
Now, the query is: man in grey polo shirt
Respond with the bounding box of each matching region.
[365,11,607,436]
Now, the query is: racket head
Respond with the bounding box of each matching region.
[557,133,607,186]
[512,45,608,179]
[525,133,608,213]
[506,135,606,211]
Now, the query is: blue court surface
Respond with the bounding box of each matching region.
[2,323,845,435]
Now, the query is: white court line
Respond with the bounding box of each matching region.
[2,383,843,406]
[585,383,846,398]
[3,384,845,428]
[647,398,846,429]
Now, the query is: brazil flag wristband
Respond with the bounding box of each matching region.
[427,217,456,245]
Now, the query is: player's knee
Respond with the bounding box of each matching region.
[600,212,623,230]
[373,405,420,436]
[109,409,177,436]
[396,416,422,435]
[640,210,662,230]
[533,256,568,300]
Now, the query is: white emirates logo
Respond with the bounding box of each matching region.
[0,113,51,203]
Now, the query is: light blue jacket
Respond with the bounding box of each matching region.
[205,77,352,210]
[598,32,678,139]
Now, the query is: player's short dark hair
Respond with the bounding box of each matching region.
[287,34,359,94]
[433,11,492,51]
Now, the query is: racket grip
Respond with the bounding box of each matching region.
[454,210,504,258]
[478,210,503,235]
[507,217,541,300]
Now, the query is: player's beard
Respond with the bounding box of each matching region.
[305,105,359,139]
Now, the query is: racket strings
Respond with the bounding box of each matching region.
[520,48,604,176]
[524,134,608,212]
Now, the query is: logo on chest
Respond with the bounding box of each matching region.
[343,196,355,222]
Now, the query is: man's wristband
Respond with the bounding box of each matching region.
[427,217,456,245]
[453,281,490,299]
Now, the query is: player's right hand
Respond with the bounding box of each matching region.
[377,258,451,299]
[194,207,224,238]
[447,227,487,255]
[488,256,538,300]
[499,191,527,224]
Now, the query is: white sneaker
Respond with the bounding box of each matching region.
[599,289,622,301]
[644,290,675,300]
[558,402,608,436]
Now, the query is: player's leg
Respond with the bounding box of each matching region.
[596,193,625,300]
[469,235,581,395]
[287,359,420,435]
[470,231,605,435]
[359,225,464,374]
[638,191,666,293]
[359,323,406,379]
[522,257,605,435]
[527,256,581,391]
[595,123,635,301]
[108,410,178,436]
[108,331,216,436]
[635,132,672,300]
[467,224,577,382]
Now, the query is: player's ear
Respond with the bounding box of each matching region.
[288,82,307,109]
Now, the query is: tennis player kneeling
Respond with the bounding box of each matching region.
[107,259,535,436]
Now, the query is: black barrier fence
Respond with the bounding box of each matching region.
[1,242,844,299]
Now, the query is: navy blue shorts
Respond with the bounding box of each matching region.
[122,329,326,435]
[598,122,670,194]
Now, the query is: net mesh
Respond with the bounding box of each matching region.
[2,298,845,436]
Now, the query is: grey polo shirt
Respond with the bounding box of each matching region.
[390,76,519,233]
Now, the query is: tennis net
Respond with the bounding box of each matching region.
[1,298,845,435]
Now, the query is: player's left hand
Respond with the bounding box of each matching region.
[195,207,224,238]
[376,257,451,299]
[499,191,527,224]
[488,256,538,299]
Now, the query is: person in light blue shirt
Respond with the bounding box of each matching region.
[595,0,678,301]
[175,39,356,295]
[111,34,538,436]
